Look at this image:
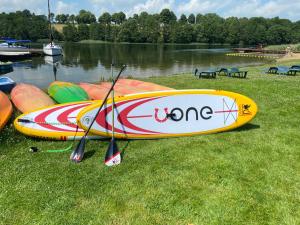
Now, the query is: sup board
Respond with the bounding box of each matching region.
[48,81,89,103]
[14,101,103,140]
[77,90,258,139]
[0,91,13,131]
[11,83,55,113]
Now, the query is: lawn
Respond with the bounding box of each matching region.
[0,60,300,225]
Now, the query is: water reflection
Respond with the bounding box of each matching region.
[44,55,62,81]
[5,43,268,88]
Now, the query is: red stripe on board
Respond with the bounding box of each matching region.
[57,103,90,131]
[127,115,153,119]
[35,103,89,132]
[117,97,161,134]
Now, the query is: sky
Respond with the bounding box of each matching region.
[1,0,300,21]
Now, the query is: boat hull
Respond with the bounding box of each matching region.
[0,77,16,93]
[43,46,62,56]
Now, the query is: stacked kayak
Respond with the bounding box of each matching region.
[48,81,89,103]
[79,83,123,100]
[118,79,174,92]
[79,79,174,100]
[0,77,16,93]
[11,83,55,113]
[0,91,13,131]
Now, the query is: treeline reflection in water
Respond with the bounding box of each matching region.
[5,43,267,88]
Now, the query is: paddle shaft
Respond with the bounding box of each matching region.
[83,65,126,137]
[111,63,115,139]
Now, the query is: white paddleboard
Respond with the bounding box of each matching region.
[77,90,258,139]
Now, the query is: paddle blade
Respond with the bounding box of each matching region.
[70,138,86,163]
[104,138,121,166]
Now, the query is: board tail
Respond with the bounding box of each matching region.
[104,138,121,166]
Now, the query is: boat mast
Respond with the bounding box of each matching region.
[48,0,54,45]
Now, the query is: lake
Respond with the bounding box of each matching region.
[4,43,267,88]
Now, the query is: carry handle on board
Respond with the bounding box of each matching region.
[70,65,127,163]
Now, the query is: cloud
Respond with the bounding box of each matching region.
[127,0,175,16]
[1,0,300,21]
[177,0,224,14]
[225,0,300,21]
[56,1,78,15]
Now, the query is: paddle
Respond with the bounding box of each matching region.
[104,62,121,166]
[70,65,127,163]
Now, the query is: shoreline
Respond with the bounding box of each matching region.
[276,53,300,62]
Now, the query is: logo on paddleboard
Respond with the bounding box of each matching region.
[154,106,213,123]
[83,116,93,126]
[240,104,252,116]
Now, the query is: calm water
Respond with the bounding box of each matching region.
[4,43,267,88]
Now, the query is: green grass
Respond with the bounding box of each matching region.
[1,60,300,224]
[265,43,300,52]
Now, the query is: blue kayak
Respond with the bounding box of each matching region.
[0,77,16,93]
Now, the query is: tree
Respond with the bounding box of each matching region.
[78,24,89,40]
[117,18,140,42]
[98,12,111,25]
[224,17,240,44]
[159,9,177,24]
[137,12,160,43]
[171,23,194,43]
[55,14,68,24]
[63,24,79,41]
[267,25,292,44]
[76,10,96,24]
[242,17,267,45]
[89,23,104,40]
[195,13,203,24]
[179,14,187,23]
[68,14,76,24]
[0,10,48,41]
[188,14,195,24]
[194,13,225,43]
[111,12,126,25]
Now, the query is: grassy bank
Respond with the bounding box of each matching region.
[265,43,300,51]
[1,60,300,224]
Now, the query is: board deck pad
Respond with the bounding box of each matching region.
[14,101,103,140]
[77,90,258,139]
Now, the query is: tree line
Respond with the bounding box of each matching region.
[1,9,300,45]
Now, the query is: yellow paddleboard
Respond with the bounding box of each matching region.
[77,89,258,139]
[14,101,103,140]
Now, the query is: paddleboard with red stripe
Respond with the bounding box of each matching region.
[14,101,103,140]
[77,90,258,139]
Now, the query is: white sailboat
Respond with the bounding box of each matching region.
[43,0,62,56]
